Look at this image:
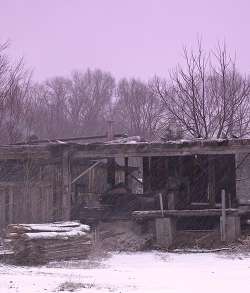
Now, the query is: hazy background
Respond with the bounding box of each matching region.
[0,0,249,81]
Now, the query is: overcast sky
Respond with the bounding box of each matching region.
[0,0,249,82]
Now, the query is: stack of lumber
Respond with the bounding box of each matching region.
[5,221,92,265]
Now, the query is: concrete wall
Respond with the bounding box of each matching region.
[236,153,250,205]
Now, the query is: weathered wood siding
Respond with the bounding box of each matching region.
[236,153,250,205]
[72,163,108,194]
[0,162,65,234]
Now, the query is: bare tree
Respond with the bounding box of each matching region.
[68,69,115,136]
[0,41,31,144]
[153,41,250,139]
[114,78,164,140]
[27,78,72,140]
[27,69,115,139]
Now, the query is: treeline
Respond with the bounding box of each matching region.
[0,40,250,144]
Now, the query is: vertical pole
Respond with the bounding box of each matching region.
[221,189,226,241]
[148,157,152,192]
[168,191,176,210]
[9,188,13,224]
[228,193,232,208]
[125,157,129,187]
[107,120,115,188]
[107,120,114,141]
[208,157,216,207]
[159,193,164,217]
[143,157,151,193]
[62,150,71,220]
[107,158,116,188]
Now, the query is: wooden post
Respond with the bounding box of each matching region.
[159,193,164,217]
[107,120,114,141]
[228,193,232,208]
[107,158,116,188]
[221,189,226,241]
[107,121,115,188]
[62,150,71,220]
[208,157,216,207]
[148,157,152,192]
[168,191,176,210]
[143,157,151,192]
[125,157,129,187]
[9,188,13,224]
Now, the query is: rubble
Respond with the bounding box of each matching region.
[96,221,153,252]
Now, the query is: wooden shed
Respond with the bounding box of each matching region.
[0,138,250,237]
[0,143,139,233]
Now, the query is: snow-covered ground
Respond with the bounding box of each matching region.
[0,251,249,293]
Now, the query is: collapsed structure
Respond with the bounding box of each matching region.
[0,136,250,249]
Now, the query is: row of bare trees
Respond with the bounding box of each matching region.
[153,41,250,139]
[0,41,31,144]
[26,70,115,139]
[0,40,250,144]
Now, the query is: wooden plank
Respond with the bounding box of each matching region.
[107,120,114,140]
[62,150,71,220]
[208,157,216,207]
[143,157,151,192]
[72,140,250,159]
[132,208,239,220]
[0,189,5,233]
[9,187,13,224]
[71,160,102,184]
[129,173,143,185]
[168,191,176,210]
[0,148,50,160]
[159,193,164,217]
[107,158,116,188]
[1,138,250,161]
[221,189,226,241]
[124,157,129,186]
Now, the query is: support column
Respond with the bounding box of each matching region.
[143,157,151,192]
[220,215,241,242]
[107,120,114,141]
[62,150,71,220]
[155,217,176,248]
[167,191,176,210]
[124,157,129,187]
[107,158,116,188]
[208,157,216,207]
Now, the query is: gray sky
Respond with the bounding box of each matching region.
[0,0,249,81]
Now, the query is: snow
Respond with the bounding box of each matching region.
[9,222,90,232]
[24,229,89,240]
[0,251,249,293]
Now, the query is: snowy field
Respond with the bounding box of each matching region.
[0,251,250,293]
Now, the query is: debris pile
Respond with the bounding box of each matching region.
[97,221,153,251]
[5,221,92,265]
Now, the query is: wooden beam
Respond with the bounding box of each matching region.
[124,157,129,186]
[221,189,226,241]
[129,173,143,185]
[107,120,114,141]
[71,161,102,184]
[62,150,71,220]
[208,157,216,207]
[132,208,239,220]
[0,181,52,187]
[13,133,127,145]
[107,158,116,188]
[143,157,151,192]
[72,141,250,159]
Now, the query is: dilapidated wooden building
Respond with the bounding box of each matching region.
[0,138,250,243]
